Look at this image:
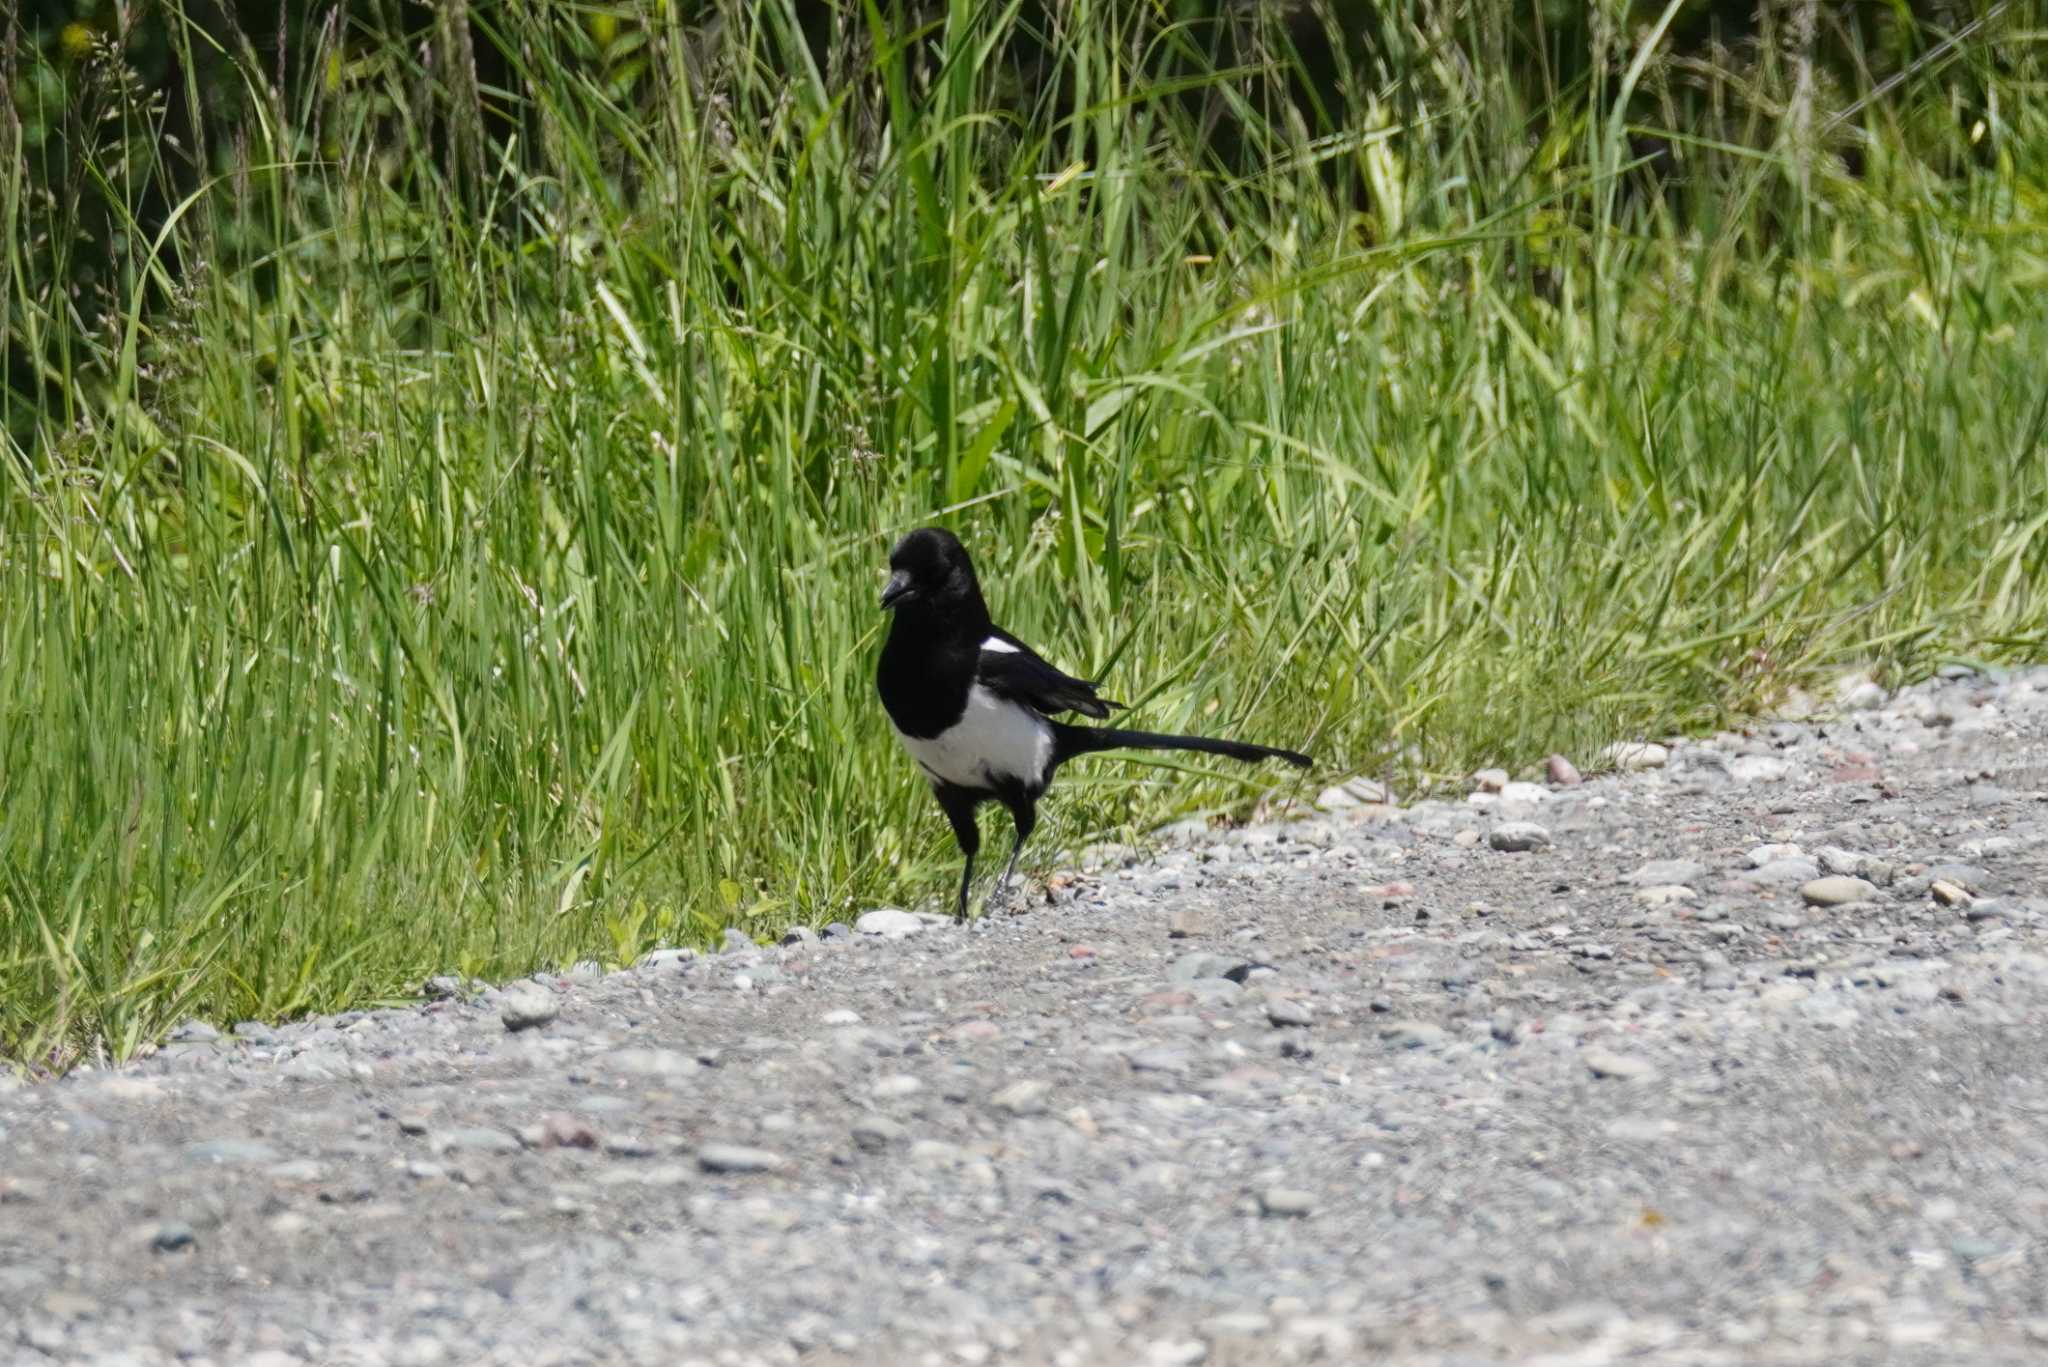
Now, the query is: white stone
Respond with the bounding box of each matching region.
[1602,741,1669,771]
[855,908,925,939]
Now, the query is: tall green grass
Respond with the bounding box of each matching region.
[3,1,2044,1067]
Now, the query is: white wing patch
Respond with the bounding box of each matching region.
[981,636,1021,655]
[893,684,1053,790]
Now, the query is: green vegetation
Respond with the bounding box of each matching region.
[4,2,2044,1068]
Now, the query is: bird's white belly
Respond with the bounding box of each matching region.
[894,684,1053,790]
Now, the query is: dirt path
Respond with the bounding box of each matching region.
[5,668,2048,1367]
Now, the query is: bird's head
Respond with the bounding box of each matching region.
[880,527,983,616]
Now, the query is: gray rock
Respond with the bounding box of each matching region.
[1801,876,1877,906]
[184,1139,282,1167]
[779,925,818,947]
[1490,821,1551,852]
[1928,863,1991,893]
[720,927,758,954]
[1168,951,1250,983]
[498,983,559,1032]
[1379,1021,1446,1050]
[637,947,697,971]
[1129,1047,1193,1075]
[1751,856,1823,886]
[167,1020,220,1044]
[1629,858,1707,887]
[854,908,924,940]
[697,1143,787,1174]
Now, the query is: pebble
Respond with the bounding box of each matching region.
[1258,1187,1316,1218]
[436,1127,521,1154]
[1751,856,1822,886]
[1168,951,1249,983]
[1729,755,1789,783]
[1629,858,1707,886]
[854,908,925,940]
[604,1047,697,1077]
[498,983,560,1032]
[1582,1048,1660,1082]
[1489,822,1550,852]
[1816,846,1878,878]
[1378,1021,1445,1049]
[1546,754,1584,786]
[697,1144,787,1175]
[184,1138,282,1167]
[990,1080,1051,1116]
[850,1117,905,1152]
[149,1222,196,1253]
[1265,999,1314,1028]
[1838,675,1890,710]
[1603,741,1669,770]
[1801,876,1877,906]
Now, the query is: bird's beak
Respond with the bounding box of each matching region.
[879,569,915,610]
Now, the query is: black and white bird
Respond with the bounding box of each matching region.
[875,527,1312,920]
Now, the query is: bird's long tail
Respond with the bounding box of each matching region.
[1051,722,1311,769]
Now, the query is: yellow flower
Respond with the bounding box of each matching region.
[59,22,96,61]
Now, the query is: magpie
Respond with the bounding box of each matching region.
[876,527,1312,921]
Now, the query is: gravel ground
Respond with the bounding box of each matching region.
[6,668,2048,1367]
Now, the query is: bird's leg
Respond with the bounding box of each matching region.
[955,850,976,922]
[935,785,982,923]
[995,798,1038,908]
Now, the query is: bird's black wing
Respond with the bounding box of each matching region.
[976,628,1122,719]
